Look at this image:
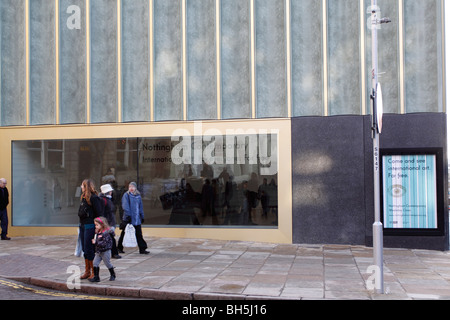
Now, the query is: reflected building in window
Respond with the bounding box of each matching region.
[12,132,278,228]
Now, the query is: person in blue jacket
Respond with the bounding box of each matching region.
[121,182,149,254]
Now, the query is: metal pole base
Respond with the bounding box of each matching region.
[373,222,384,294]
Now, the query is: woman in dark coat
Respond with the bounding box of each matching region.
[78,179,104,280]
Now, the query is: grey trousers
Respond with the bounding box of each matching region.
[93,250,114,269]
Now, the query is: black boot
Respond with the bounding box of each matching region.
[88,267,100,282]
[108,267,116,281]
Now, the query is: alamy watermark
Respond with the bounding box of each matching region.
[66,265,81,290]
[365,265,389,294]
[170,122,278,175]
[66,5,81,30]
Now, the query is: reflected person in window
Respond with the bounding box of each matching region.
[121,182,149,254]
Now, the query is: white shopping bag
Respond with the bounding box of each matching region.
[74,229,83,257]
[123,224,137,248]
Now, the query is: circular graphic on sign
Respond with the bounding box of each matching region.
[389,184,406,198]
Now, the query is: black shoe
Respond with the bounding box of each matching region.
[112,254,122,259]
[108,267,116,281]
[88,267,100,282]
[1,236,10,240]
[139,250,150,255]
[118,248,125,253]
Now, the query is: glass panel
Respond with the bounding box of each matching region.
[220,0,251,119]
[12,132,278,229]
[30,0,56,125]
[12,138,138,226]
[404,0,443,113]
[365,0,399,114]
[90,0,117,123]
[154,0,183,121]
[0,0,26,126]
[255,0,287,118]
[291,0,323,116]
[140,132,278,227]
[59,0,86,124]
[186,0,217,120]
[122,0,150,122]
[327,0,361,115]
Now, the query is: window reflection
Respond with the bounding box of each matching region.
[12,134,278,228]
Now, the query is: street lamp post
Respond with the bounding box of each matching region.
[369,0,390,295]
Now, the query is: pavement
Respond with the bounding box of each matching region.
[1,235,450,300]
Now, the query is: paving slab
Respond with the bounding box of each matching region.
[1,235,450,300]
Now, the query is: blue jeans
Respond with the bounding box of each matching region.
[93,250,113,269]
[79,224,95,261]
[0,209,8,238]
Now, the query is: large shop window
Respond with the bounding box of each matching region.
[12,133,278,228]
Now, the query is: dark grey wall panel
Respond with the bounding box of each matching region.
[292,115,366,245]
[292,113,448,250]
[372,113,448,250]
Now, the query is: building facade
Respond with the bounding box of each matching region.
[0,0,447,249]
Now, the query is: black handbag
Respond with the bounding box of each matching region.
[78,200,91,219]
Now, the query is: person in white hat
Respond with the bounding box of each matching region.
[99,184,121,259]
[101,183,114,195]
